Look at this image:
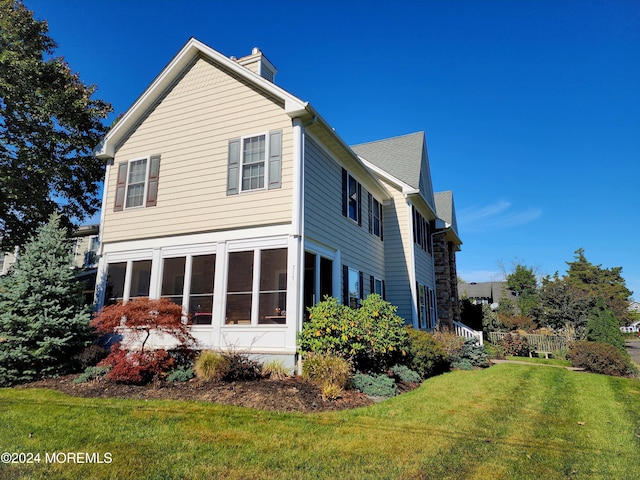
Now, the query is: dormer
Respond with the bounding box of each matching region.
[233,47,278,83]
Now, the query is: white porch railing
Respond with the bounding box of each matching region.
[453,321,483,346]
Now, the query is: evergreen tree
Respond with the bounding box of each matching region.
[0,213,92,386]
[505,264,539,316]
[566,248,632,326]
[586,297,626,353]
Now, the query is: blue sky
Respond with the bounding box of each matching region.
[25,0,640,299]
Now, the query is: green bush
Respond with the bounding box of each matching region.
[73,366,110,384]
[568,341,637,377]
[302,353,352,390]
[194,351,229,381]
[405,328,449,378]
[352,372,398,397]
[586,298,626,353]
[166,366,194,383]
[389,364,421,383]
[456,338,490,368]
[483,342,503,359]
[299,295,409,373]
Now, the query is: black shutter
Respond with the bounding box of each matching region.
[357,183,362,226]
[342,265,349,306]
[358,271,364,302]
[146,155,161,207]
[382,280,386,300]
[341,168,348,217]
[370,275,375,296]
[114,162,128,211]
[367,192,372,233]
[380,204,384,241]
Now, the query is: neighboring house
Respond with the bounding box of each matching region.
[458,281,516,309]
[1,224,100,303]
[93,39,462,368]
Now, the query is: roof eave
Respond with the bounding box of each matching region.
[95,38,307,160]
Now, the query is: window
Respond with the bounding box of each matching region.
[161,255,216,325]
[130,260,152,298]
[342,168,362,225]
[368,194,383,239]
[227,130,282,195]
[189,255,215,325]
[226,251,254,324]
[161,257,186,307]
[412,206,432,254]
[258,249,287,325]
[371,276,384,298]
[0,252,6,275]
[242,135,266,190]
[342,265,363,308]
[418,284,427,329]
[225,248,288,325]
[126,159,147,208]
[105,262,127,305]
[113,155,160,211]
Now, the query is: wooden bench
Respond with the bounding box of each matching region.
[529,351,552,359]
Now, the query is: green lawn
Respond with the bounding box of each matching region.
[1,364,639,479]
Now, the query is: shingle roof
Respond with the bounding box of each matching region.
[351,132,425,190]
[434,191,459,237]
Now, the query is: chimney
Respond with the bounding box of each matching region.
[233,47,277,83]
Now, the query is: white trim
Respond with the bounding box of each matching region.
[95,38,306,160]
[406,199,419,328]
[124,157,150,210]
[239,132,269,193]
[101,225,291,254]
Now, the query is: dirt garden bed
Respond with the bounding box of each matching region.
[19,374,418,413]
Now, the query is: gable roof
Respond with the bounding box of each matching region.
[94,38,309,160]
[434,190,461,246]
[351,131,437,217]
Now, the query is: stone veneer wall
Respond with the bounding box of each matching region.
[433,232,461,329]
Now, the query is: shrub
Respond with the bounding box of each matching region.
[221,352,263,382]
[262,359,291,380]
[586,298,626,353]
[432,331,465,359]
[389,364,422,383]
[194,351,229,382]
[73,366,110,384]
[321,383,344,401]
[451,358,474,370]
[352,373,398,397]
[405,328,449,378]
[73,344,110,371]
[457,338,490,368]
[166,366,194,383]
[568,341,637,377]
[98,347,174,384]
[500,333,531,357]
[302,353,352,390]
[498,314,537,332]
[483,342,503,359]
[299,295,409,372]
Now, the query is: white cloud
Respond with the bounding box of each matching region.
[458,201,542,233]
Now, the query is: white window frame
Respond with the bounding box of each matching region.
[125,157,150,209]
[373,277,384,296]
[371,197,382,238]
[347,174,359,223]
[240,132,268,193]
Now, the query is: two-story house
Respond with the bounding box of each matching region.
[93,39,462,368]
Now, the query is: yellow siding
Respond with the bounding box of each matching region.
[102,57,293,244]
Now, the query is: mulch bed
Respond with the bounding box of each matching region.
[19,374,394,413]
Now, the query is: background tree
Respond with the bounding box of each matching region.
[532,274,592,338]
[0,0,112,250]
[586,297,626,353]
[0,213,92,386]
[505,264,539,316]
[566,248,633,326]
